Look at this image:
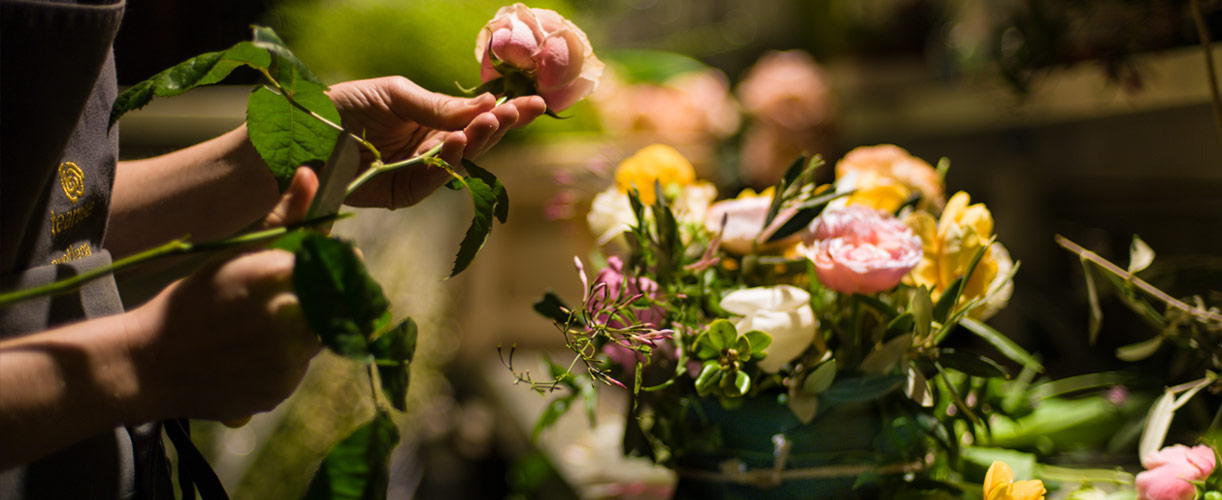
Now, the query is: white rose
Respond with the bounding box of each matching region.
[719,285,816,372]
[586,187,635,249]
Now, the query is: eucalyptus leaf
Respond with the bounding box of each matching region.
[110,41,271,127]
[821,375,904,406]
[960,317,1044,372]
[247,81,342,191]
[370,318,417,412]
[1128,235,1156,274]
[1116,336,1163,362]
[293,234,389,360]
[1139,389,1176,461]
[302,411,400,500]
[937,349,1009,379]
[801,360,837,395]
[859,334,913,375]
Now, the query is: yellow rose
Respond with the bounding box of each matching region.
[614,144,696,205]
[984,461,1045,500]
[836,144,944,211]
[905,191,1011,318]
[845,183,911,212]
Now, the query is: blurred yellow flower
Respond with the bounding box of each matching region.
[836,144,944,211]
[846,183,911,212]
[984,461,1045,500]
[905,191,1012,318]
[614,144,696,205]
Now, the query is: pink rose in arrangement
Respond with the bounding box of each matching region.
[800,206,923,295]
[1136,444,1217,500]
[475,3,604,111]
[703,194,803,255]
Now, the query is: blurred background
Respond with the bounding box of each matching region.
[112,0,1222,498]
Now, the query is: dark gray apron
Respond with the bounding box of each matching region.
[1,0,172,498]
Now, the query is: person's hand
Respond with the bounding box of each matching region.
[126,249,321,421]
[326,76,547,209]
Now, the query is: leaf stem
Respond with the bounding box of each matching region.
[0,213,348,307]
[345,143,446,197]
[1055,235,1222,323]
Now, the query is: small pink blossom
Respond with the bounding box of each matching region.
[587,256,665,329]
[475,3,604,111]
[800,206,923,294]
[1136,444,1216,500]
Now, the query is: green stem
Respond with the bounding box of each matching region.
[1190,0,1222,144]
[345,143,446,197]
[0,213,348,307]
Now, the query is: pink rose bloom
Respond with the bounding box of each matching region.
[475,3,604,111]
[1136,444,1217,500]
[737,50,833,131]
[801,206,923,294]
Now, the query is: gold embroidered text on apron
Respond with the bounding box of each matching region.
[58,161,85,203]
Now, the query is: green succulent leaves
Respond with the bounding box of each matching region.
[692,319,771,399]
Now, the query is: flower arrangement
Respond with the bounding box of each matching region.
[513,143,1035,497]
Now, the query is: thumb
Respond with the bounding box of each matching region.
[384,77,496,131]
[263,167,320,229]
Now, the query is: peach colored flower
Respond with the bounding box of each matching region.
[475,3,604,111]
[1136,445,1216,500]
[592,68,739,144]
[836,145,944,212]
[800,205,923,295]
[737,50,833,131]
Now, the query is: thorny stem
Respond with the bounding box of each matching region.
[1190,0,1222,143]
[1056,235,1222,323]
[345,143,445,197]
[0,213,349,307]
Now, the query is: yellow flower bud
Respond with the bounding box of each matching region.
[614,144,696,205]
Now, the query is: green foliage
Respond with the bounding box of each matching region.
[293,233,389,360]
[252,25,325,86]
[690,319,770,400]
[370,318,417,412]
[247,80,342,190]
[449,160,508,277]
[109,41,271,127]
[302,411,400,500]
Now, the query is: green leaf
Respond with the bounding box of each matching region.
[743,330,772,357]
[1128,235,1156,274]
[533,291,575,325]
[912,287,933,339]
[251,25,324,86]
[247,81,342,191]
[1140,389,1177,463]
[269,230,310,253]
[820,375,904,406]
[960,317,1044,372]
[1116,336,1164,362]
[937,349,1008,379]
[293,234,389,360]
[706,319,737,352]
[110,41,272,127]
[695,361,721,396]
[801,360,837,394]
[727,370,751,397]
[448,162,508,277]
[858,333,913,375]
[932,240,993,322]
[533,394,574,441]
[1081,258,1104,344]
[370,318,417,412]
[302,411,400,500]
[765,189,847,243]
[463,160,508,224]
[886,312,915,336]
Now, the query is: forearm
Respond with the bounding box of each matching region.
[0,313,149,468]
[107,125,281,258]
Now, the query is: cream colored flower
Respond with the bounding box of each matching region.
[719,285,816,373]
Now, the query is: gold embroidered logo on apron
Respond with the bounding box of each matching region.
[58,161,85,203]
